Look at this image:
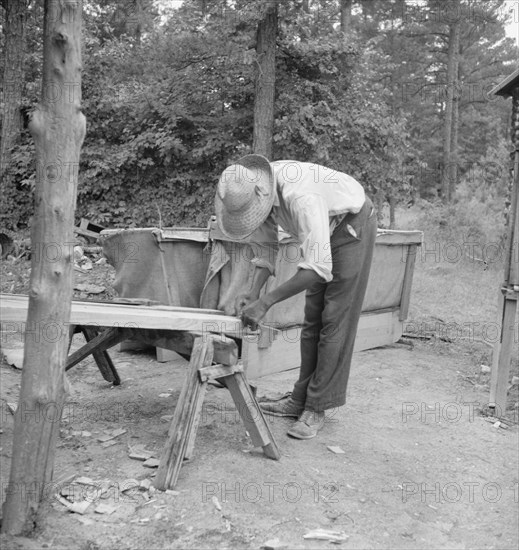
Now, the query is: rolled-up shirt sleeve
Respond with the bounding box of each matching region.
[290,194,333,282]
[249,214,279,276]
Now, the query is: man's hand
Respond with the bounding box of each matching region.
[235,292,254,316]
[241,298,270,331]
[239,268,321,330]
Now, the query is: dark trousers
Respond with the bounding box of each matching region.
[291,197,377,412]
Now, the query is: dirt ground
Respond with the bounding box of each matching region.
[0,253,518,550]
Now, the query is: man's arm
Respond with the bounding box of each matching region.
[235,265,272,314]
[241,268,321,330]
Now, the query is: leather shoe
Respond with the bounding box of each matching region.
[259,396,304,418]
[287,410,325,439]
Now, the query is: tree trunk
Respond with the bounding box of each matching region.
[389,195,396,229]
[340,0,352,35]
[441,0,461,203]
[252,0,278,159]
[302,0,310,13]
[386,13,397,226]
[360,0,372,23]
[134,0,143,44]
[0,0,27,229]
[1,0,86,535]
[449,60,460,200]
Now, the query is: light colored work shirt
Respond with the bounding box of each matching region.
[251,160,366,282]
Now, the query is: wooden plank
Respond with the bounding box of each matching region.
[154,337,213,490]
[210,221,423,246]
[125,328,238,366]
[490,292,518,415]
[156,347,180,362]
[242,326,301,379]
[221,371,280,460]
[243,310,403,379]
[257,325,280,349]
[198,362,243,382]
[160,228,209,242]
[490,289,505,406]
[354,310,403,351]
[399,245,417,321]
[0,294,243,337]
[374,230,423,246]
[183,359,210,462]
[101,227,209,243]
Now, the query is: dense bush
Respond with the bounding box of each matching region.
[1,0,514,232]
[1,1,414,231]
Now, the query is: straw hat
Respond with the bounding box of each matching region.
[215,154,275,240]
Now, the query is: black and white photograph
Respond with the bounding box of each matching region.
[0,1,518,548]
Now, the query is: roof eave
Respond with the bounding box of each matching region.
[491,67,519,97]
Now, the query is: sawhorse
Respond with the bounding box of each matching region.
[65,326,280,489]
[154,334,280,490]
[67,325,122,385]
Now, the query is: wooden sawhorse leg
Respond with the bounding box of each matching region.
[67,325,124,385]
[154,335,280,490]
[214,372,279,460]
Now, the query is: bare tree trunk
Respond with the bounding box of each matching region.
[441,0,460,203]
[253,0,277,159]
[340,0,352,35]
[360,0,372,23]
[389,196,396,228]
[134,0,143,44]
[387,12,397,226]
[1,0,86,535]
[302,0,310,12]
[0,0,27,229]
[449,62,460,200]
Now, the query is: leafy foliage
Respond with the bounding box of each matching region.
[1,0,516,230]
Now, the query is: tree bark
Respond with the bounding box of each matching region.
[389,195,396,229]
[0,0,28,229]
[302,0,310,13]
[360,0,372,23]
[441,0,461,203]
[387,11,397,226]
[1,0,86,535]
[449,58,460,200]
[252,0,278,159]
[340,0,352,35]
